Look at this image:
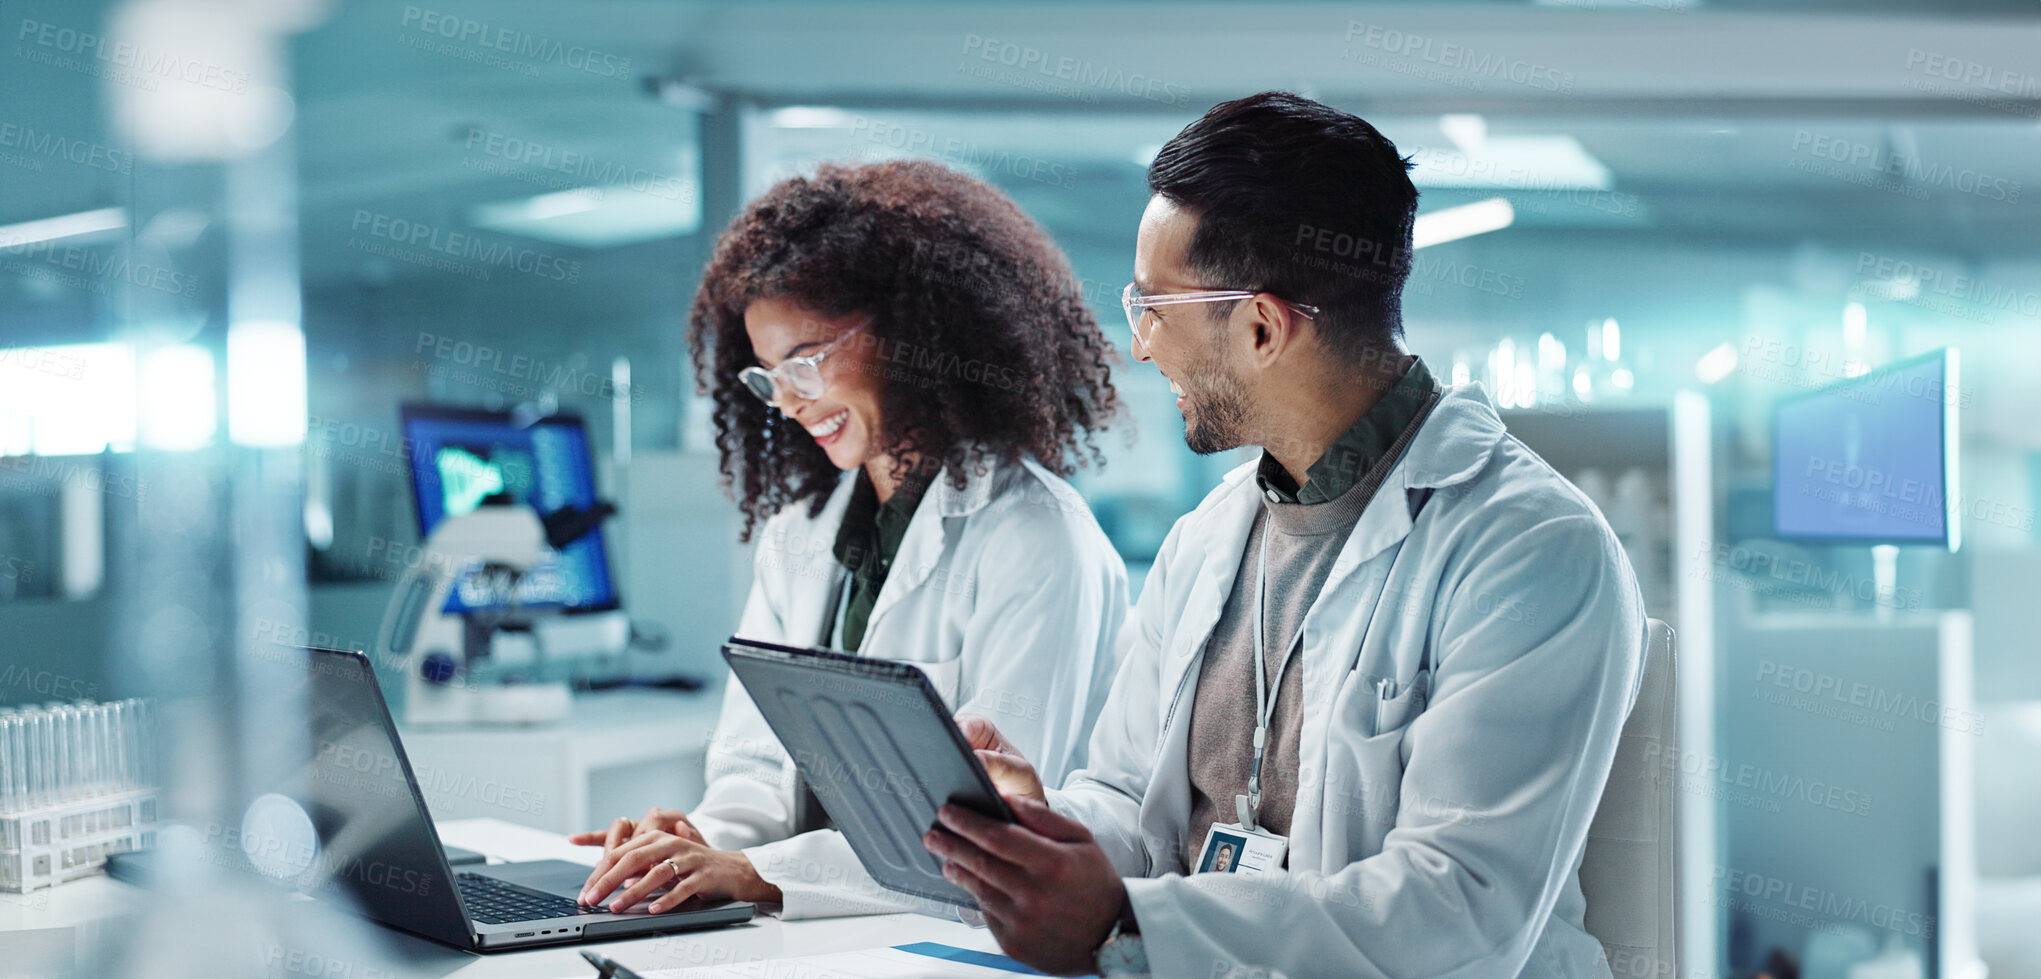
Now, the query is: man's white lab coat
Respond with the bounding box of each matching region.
[1051,384,1645,979]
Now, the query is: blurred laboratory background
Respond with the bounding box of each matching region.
[3,1,2040,977]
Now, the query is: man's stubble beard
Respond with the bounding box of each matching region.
[1181,353,1254,456]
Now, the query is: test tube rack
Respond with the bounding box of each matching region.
[0,698,160,893]
[0,787,159,892]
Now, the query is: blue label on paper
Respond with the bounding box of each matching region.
[892,942,1066,976]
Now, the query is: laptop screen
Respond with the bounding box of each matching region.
[249,646,472,945]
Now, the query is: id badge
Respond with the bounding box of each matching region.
[1195,822,1288,876]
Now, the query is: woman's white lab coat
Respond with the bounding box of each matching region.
[689,455,1128,919]
[1050,384,1646,979]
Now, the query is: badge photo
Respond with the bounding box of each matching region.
[1196,822,1288,876]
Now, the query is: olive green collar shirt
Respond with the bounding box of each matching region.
[1253,356,1437,505]
[831,467,933,651]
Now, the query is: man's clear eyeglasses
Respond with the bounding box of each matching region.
[738,330,860,407]
[1120,283,1320,347]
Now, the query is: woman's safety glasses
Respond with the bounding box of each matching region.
[738,329,861,407]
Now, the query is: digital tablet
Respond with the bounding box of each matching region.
[721,637,1016,909]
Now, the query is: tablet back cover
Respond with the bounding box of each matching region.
[722,641,1009,909]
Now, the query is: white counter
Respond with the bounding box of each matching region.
[0,817,998,978]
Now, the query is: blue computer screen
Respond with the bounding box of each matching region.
[403,408,619,613]
[1773,352,1950,544]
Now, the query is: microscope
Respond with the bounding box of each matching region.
[375,497,621,726]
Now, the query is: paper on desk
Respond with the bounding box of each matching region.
[579,942,1046,978]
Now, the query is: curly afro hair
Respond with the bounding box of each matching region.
[688,159,1121,540]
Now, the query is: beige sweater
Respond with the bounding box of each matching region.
[1183,473,1376,869]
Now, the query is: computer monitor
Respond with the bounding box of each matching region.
[1773,348,1959,549]
[401,404,620,613]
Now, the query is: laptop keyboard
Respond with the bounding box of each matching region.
[456,872,602,925]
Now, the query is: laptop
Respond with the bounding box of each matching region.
[263,645,753,950]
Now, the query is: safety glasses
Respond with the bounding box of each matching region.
[1120,283,1320,347]
[738,329,860,407]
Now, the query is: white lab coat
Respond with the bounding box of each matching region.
[689,454,1128,919]
[1050,384,1645,979]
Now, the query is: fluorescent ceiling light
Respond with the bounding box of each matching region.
[0,207,128,248]
[768,106,857,129]
[1695,342,1739,384]
[1409,135,1612,191]
[139,344,217,451]
[227,321,307,448]
[0,342,137,456]
[515,189,603,221]
[139,208,210,248]
[647,78,716,112]
[1413,197,1514,249]
[471,184,701,249]
[1439,114,1487,154]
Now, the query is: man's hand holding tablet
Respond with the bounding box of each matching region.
[718,638,1021,908]
[929,715,1128,977]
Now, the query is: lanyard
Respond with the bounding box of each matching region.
[1241,524,1304,831]
[1235,381,1444,832]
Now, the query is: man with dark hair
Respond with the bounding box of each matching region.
[1144,89,1419,363]
[926,92,1645,978]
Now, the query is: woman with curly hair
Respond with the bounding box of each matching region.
[572,160,1129,918]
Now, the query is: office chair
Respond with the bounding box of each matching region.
[1580,618,1679,979]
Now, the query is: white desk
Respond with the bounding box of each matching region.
[0,818,999,978]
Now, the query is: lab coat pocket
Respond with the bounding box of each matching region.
[1322,670,1431,856]
[1369,669,1430,737]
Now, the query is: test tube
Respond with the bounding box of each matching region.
[31,705,48,806]
[0,710,17,814]
[14,709,30,812]
[80,703,98,799]
[93,702,114,797]
[29,705,53,807]
[16,709,29,807]
[88,702,103,797]
[1,712,14,852]
[72,703,93,800]
[75,703,94,799]
[26,709,39,804]
[123,701,144,792]
[66,704,87,801]
[59,704,76,802]
[9,710,24,809]
[58,705,80,802]
[49,705,65,805]
[104,701,126,795]
[85,703,102,797]
[137,699,158,790]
